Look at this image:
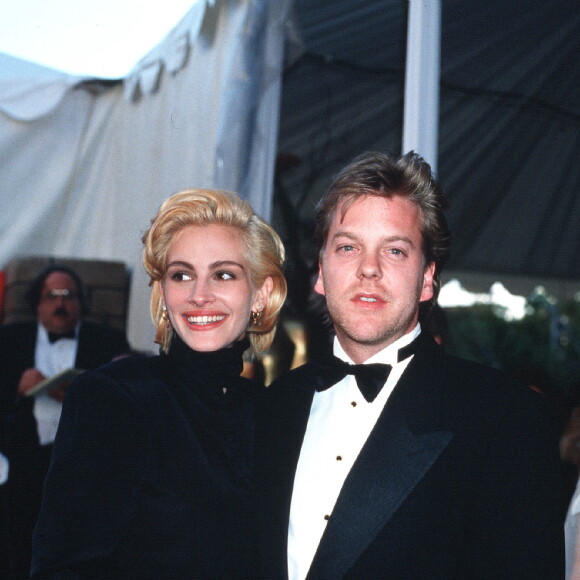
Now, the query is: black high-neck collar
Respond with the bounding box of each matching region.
[163,333,250,394]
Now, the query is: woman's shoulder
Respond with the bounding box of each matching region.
[70,354,165,401]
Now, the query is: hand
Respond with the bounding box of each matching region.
[17,368,46,396]
[47,383,69,403]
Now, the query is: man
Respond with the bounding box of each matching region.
[0,264,130,579]
[254,152,568,579]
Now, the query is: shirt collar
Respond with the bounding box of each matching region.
[333,323,421,366]
[38,321,81,345]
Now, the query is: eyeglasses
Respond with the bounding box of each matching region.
[41,289,79,302]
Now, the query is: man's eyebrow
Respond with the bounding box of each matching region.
[382,235,416,247]
[330,231,358,242]
[331,231,416,247]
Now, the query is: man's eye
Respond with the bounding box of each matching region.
[338,244,355,253]
[388,248,405,256]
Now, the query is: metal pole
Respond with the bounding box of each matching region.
[402,0,441,173]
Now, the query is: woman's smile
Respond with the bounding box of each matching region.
[160,223,264,352]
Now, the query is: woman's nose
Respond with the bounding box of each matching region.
[188,278,214,305]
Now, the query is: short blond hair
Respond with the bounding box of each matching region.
[142,189,286,355]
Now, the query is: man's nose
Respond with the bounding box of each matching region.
[357,252,382,279]
[54,295,67,307]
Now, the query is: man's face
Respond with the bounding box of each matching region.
[314,195,434,363]
[37,271,82,334]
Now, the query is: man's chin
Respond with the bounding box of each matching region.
[49,320,74,332]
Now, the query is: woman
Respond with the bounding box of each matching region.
[31,189,287,579]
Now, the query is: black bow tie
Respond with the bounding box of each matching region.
[314,335,420,403]
[48,330,76,343]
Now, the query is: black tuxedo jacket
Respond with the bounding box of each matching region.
[254,334,568,580]
[0,320,130,412]
[0,319,130,454]
[0,320,129,578]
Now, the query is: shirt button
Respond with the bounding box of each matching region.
[336,456,342,461]
[351,401,357,407]
[324,514,330,520]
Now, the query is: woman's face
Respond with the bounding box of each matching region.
[160,224,271,352]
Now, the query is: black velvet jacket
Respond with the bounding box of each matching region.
[32,335,258,579]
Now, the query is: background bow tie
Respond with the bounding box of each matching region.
[48,330,76,343]
[314,334,421,402]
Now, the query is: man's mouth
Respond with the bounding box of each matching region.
[354,292,384,304]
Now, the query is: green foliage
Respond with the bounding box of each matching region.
[444,297,580,395]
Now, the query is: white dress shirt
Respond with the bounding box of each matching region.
[287,325,421,580]
[33,322,79,446]
[565,477,580,580]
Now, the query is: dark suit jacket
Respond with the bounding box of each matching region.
[0,320,130,448]
[0,320,129,579]
[254,334,569,580]
[0,320,130,413]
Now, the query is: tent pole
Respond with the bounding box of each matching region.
[402,0,441,173]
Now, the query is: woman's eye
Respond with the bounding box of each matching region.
[170,271,192,281]
[216,271,235,281]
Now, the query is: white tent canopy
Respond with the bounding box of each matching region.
[0,0,290,352]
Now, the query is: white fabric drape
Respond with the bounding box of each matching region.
[0,0,291,352]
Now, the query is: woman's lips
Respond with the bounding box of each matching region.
[182,312,228,330]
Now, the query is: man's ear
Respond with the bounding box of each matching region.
[419,262,435,303]
[313,264,326,296]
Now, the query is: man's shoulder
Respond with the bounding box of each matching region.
[79,320,129,348]
[260,363,320,409]
[0,321,36,342]
[441,351,512,384]
[79,320,125,338]
[0,320,36,333]
[413,334,522,392]
[269,362,320,389]
[440,351,523,394]
[433,349,551,428]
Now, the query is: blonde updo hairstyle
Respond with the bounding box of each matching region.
[142,189,286,355]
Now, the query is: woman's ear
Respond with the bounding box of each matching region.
[253,276,274,311]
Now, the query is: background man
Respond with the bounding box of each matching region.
[254,151,568,579]
[0,264,130,579]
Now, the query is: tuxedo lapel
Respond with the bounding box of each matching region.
[75,322,94,369]
[11,322,37,364]
[307,341,453,580]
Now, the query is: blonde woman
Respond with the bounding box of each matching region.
[32,190,286,579]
